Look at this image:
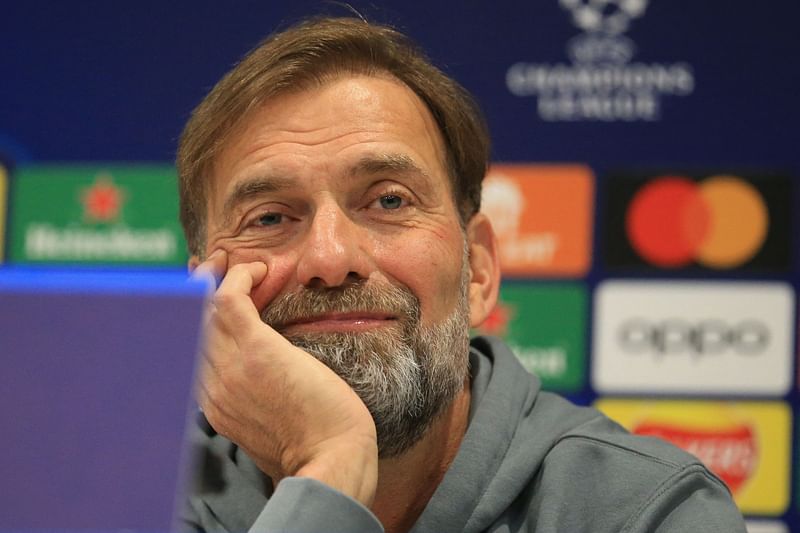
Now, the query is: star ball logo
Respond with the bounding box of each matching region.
[604,172,792,271]
[506,0,695,121]
[560,0,646,36]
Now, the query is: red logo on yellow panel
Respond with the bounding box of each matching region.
[482,164,593,276]
[595,399,791,515]
[633,422,757,493]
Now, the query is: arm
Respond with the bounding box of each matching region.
[249,478,382,532]
[182,477,383,533]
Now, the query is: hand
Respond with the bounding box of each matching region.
[192,250,379,506]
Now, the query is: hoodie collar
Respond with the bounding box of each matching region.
[197,335,540,533]
[411,336,541,533]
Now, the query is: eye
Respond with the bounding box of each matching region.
[257,212,283,226]
[378,194,403,210]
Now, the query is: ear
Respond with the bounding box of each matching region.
[187,255,201,273]
[466,213,501,328]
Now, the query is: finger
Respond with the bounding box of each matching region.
[213,261,269,337]
[193,250,231,328]
[196,358,236,432]
[201,310,236,364]
[191,249,228,288]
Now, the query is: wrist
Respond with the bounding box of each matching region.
[292,434,378,506]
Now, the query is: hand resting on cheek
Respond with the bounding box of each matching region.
[190,249,379,507]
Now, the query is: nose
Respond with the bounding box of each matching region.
[295,201,374,288]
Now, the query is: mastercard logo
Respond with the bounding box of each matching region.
[625,175,768,269]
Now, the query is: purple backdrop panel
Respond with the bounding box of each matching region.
[0,270,208,531]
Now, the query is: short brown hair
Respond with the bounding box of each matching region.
[177,16,490,256]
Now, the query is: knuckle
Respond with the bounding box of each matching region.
[226,262,251,278]
[213,290,237,311]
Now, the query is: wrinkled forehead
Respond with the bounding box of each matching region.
[206,73,453,205]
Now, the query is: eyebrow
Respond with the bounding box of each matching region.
[221,175,294,226]
[351,153,432,182]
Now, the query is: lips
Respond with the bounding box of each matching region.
[278,312,397,334]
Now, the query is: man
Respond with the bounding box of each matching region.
[178,16,746,533]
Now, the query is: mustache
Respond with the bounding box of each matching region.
[260,279,420,331]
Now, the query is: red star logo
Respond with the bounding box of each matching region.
[81,174,125,222]
[479,301,515,337]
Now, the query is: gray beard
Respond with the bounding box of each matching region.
[260,262,471,458]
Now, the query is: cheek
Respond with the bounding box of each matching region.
[225,247,298,312]
[374,232,464,321]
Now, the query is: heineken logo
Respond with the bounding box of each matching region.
[10,165,188,265]
[476,285,587,392]
[481,301,515,337]
[25,224,176,261]
[0,163,7,263]
[81,174,125,223]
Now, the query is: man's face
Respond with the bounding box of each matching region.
[198,75,494,456]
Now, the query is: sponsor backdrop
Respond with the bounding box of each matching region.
[2,1,798,530]
[8,166,187,266]
[0,163,6,263]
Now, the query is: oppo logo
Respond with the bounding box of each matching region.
[618,319,769,355]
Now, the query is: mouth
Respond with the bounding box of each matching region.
[277,312,397,335]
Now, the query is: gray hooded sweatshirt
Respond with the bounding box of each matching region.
[183,336,746,532]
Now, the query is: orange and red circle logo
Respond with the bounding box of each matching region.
[625,175,769,269]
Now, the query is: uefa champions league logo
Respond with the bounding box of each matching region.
[559,0,649,64]
[506,0,694,121]
[559,0,647,36]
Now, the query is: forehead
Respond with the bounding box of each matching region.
[208,75,451,203]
